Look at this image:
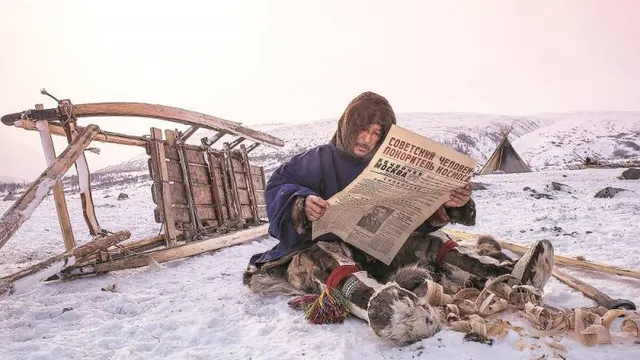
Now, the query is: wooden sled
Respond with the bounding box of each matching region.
[0,90,283,295]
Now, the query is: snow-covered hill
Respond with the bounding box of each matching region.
[242,112,557,177]
[0,176,27,184]
[513,111,640,170]
[95,154,150,175]
[95,111,640,180]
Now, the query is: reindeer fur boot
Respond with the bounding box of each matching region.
[340,270,442,345]
[472,235,555,291]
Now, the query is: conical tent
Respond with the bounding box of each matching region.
[479,135,531,175]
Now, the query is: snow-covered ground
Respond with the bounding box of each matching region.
[1,167,639,360]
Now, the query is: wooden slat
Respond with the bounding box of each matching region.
[155,205,221,225]
[86,224,270,274]
[165,161,183,182]
[172,205,218,222]
[230,170,263,189]
[203,131,227,148]
[231,157,244,172]
[176,141,201,233]
[235,174,247,189]
[149,128,177,247]
[170,183,213,205]
[246,143,260,153]
[215,182,226,205]
[241,145,259,222]
[258,206,267,219]
[206,152,224,225]
[71,103,284,147]
[165,129,177,146]
[0,125,100,250]
[165,161,211,185]
[252,175,263,190]
[62,117,101,235]
[250,165,262,176]
[254,191,265,205]
[224,143,243,223]
[260,166,267,193]
[216,154,235,222]
[241,205,254,220]
[180,125,199,141]
[13,119,148,147]
[237,189,251,205]
[187,163,212,185]
[164,145,207,165]
[228,137,245,149]
[34,104,75,251]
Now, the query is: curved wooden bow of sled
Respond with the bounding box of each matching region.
[1,102,284,148]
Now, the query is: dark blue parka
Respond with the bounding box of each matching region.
[249,142,452,266]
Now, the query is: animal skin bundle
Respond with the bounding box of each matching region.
[285,244,640,346]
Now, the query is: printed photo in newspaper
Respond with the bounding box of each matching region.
[312,124,477,265]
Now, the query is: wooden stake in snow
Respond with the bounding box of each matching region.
[34,103,76,251]
[0,230,130,296]
[0,124,100,250]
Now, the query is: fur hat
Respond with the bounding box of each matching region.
[331,91,397,158]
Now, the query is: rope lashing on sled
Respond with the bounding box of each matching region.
[288,264,360,324]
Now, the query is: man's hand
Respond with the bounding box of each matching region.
[305,195,330,221]
[444,183,473,208]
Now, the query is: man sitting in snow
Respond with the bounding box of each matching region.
[243,91,554,344]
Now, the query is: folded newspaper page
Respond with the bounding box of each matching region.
[312,124,477,265]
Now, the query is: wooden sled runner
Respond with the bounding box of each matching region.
[0,90,283,295]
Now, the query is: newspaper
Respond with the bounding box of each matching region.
[311,124,477,265]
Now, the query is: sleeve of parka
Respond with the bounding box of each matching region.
[265,148,324,249]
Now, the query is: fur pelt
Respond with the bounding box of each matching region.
[367,282,441,345]
[245,272,305,296]
[475,235,515,263]
[510,239,554,289]
[386,263,432,295]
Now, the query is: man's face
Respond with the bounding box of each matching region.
[373,207,386,217]
[352,124,382,158]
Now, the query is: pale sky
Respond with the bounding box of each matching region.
[1,0,639,179]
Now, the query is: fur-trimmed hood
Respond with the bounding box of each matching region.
[331,91,396,158]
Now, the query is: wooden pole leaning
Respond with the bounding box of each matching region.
[59,101,101,235]
[34,104,76,251]
[0,124,100,250]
